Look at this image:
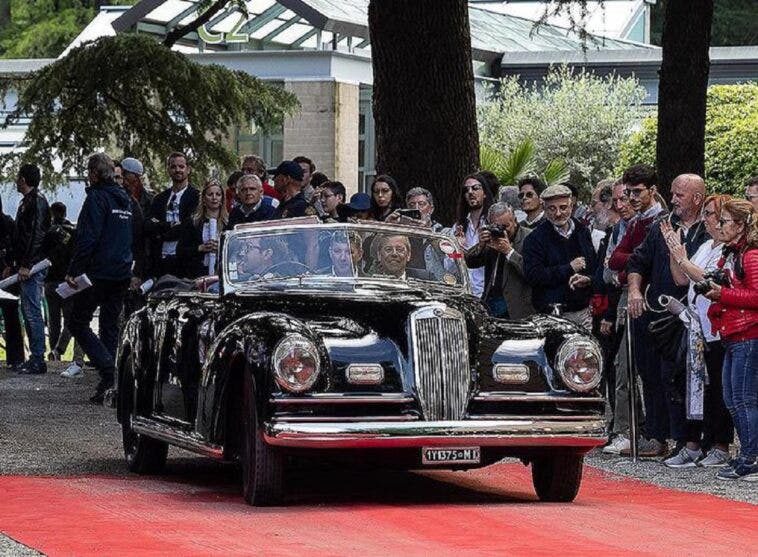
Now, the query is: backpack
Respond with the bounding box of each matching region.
[43,221,75,278]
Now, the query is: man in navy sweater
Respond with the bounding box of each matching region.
[523,184,597,329]
[65,153,134,404]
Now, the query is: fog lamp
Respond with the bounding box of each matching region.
[272,335,321,393]
[346,364,384,385]
[555,337,603,393]
[492,363,530,384]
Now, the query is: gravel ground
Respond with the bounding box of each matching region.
[1,362,754,528]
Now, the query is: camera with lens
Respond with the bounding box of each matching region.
[693,269,730,296]
[483,224,506,239]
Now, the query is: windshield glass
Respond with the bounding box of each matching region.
[224,224,468,290]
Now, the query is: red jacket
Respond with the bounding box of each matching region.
[707,248,758,341]
[608,214,657,284]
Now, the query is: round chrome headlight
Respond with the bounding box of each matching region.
[272,335,321,393]
[555,337,603,393]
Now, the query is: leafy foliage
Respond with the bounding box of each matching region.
[0,33,299,186]
[480,139,570,193]
[617,83,758,195]
[651,0,757,46]
[478,66,646,196]
[0,1,139,59]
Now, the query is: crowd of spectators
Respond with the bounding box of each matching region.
[0,151,756,481]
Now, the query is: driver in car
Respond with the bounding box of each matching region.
[237,237,275,280]
[373,235,433,281]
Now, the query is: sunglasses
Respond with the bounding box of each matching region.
[624,187,648,198]
[463,184,483,193]
[518,191,536,199]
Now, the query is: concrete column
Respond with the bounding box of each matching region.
[283,80,360,194]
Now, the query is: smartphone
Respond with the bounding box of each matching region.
[397,209,422,220]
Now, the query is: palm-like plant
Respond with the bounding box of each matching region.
[479,139,571,190]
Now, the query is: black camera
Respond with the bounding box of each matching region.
[693,269,730,296]
[483,224,506,239]
[397,209,422,220]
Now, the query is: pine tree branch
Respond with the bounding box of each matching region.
[163,0,230,48]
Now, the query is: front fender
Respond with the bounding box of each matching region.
[196,312,326,444]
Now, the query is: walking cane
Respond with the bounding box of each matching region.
[625,306,639,462]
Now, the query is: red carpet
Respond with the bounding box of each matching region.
[1,463,755,556]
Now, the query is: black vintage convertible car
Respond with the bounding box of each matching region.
[116,220,606,505]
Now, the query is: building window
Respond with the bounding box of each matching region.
[358,85,375,192]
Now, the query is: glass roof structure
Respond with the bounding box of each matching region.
[112,0,652,61]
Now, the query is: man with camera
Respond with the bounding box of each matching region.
[523,185,597,328]
[465,202,534,319]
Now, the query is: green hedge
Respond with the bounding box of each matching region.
[617,83,758,195]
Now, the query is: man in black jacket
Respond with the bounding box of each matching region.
[0,197,24,371]
[145,152,199,278]
[65,153,134,403]
[43,202,85,377]
[2,164,50,374]
[523,184,597,328]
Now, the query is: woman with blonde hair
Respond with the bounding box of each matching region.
[177,180,228,278]
[705,199,758,481]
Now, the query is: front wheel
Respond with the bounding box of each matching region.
[531,453,584,502]
[120,358,168,474]
[241,367,283,506]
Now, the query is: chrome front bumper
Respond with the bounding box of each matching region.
[264,418,607,449]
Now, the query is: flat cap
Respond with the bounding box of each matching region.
[540,184,573,200]
[120,157,144,176]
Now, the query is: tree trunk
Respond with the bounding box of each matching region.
[368,0,479,224]
[656,0,713,200]
[0,0,11,28]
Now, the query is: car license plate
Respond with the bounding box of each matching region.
[422,447,481,465]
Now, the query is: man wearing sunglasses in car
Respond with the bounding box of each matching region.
[517,176,547,229]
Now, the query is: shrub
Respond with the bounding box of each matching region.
[617,83,758,195]
[478,66,646,196]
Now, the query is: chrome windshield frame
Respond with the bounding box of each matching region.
[220,221,470,296]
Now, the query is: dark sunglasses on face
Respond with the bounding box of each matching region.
[518,191,535,199]
[625,187,648,198]
[463,184,482,193]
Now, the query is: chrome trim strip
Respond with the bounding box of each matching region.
[132,417,224,459]
[272,415,419,423]
[270,394,414,404]
[264,418,606,449]
[473,393,604,403]
[466,414,601,421]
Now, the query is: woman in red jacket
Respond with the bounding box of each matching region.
[705,199,758,481]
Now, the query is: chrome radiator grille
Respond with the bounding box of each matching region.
[410,306,470,420]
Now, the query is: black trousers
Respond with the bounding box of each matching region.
[68,279,128,381]
[685,341,735,447]
[1,300,24,365]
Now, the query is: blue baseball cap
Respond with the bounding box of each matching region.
[347,192,371,211]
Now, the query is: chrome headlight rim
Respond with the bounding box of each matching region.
[272,334,321,393]
[555,336,603,393]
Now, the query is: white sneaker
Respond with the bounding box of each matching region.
[60,362,84,378]
[602,434,630,454]
[698,447,730,467]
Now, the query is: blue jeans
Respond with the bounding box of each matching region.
[19,267,47,362]
[722,339,758,459]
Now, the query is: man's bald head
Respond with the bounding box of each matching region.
[670,173,706,223]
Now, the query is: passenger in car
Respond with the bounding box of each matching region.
[372,234,433,281]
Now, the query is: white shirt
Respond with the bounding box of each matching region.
[687,239,723,343]
[464,213,485,297]
[161,185,188,257]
